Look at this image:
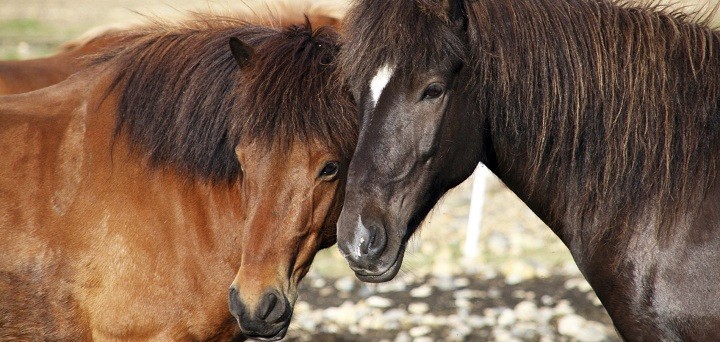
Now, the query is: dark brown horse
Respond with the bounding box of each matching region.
[0,14,355,341]
[336,0,720,340]
[0,0,346,96]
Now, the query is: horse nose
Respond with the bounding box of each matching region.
[256,291,287,323]
[228,285,291,340]
[358,221,387,261]
[340,216,388,270]
[228,285,244,319]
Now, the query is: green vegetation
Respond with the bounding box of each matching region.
[0,19,66,60]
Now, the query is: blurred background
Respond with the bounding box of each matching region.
[3,0,718,340]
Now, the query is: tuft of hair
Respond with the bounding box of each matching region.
[338,0,467,94]
[100,14,356,183]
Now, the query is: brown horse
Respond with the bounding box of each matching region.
[337,0,720,340]
[0,0,346,96]
[0,14,355,341]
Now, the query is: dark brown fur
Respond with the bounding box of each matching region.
[339,0,720,339]
[341,0,720,253]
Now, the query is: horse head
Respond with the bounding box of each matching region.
[224,30,355,340]
[336,0,482,282]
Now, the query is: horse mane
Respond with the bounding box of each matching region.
[98,13,356,183]
[342,0,720,247]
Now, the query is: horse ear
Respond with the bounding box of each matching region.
[447,0,468,31]
[229,37,254,68]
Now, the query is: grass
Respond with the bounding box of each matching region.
[0,18,85,60]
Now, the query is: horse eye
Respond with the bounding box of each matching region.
[422,83,446,100]
[319,162,339,179]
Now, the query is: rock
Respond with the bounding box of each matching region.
[464,315,490,329]
[319,287,334,297]
[492,327,520,342]
[408,302,430,315]
[553,300,575,317]
[394,332,412,342]
[540,295,554,306]
[455,297,472,309]
[310,277,326,288]
[453,277,470,288]
[376,280,408,293]
[514,300,539,321]
[334,277,355,292]
[575,321,610,342]
[366,295,393,308]
[433,275,456,291]
[502,260,536,285]
[410,285,433,298]
[496,308,517,327]
[358,310,387,330]
[409,326,432,337]
[447,325,472,341]
[487,287,502,299]
[510,322,539,339]
[564,277,593,292]
[557,314,586,337]
[383,308,408,324]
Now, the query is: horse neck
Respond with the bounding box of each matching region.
[471,0,720,255]
[79,72,246,266]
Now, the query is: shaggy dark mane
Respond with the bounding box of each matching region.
[342,0,720,248]
[101,15,356,182]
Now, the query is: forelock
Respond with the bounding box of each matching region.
[339,0,467,94]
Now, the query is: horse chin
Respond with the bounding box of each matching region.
[354,243,407,283]
[241,325,289,342]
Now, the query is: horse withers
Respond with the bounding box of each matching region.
[0,15,355,341]
[336,0,720,339]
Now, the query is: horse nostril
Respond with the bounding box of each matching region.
[228,285,243,318]
[256,292,279,321]
[359,225,376,255]
[359,223,387,260]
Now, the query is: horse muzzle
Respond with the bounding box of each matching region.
[228,286,292,341]
[337,206,407,283]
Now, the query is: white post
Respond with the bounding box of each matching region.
[463,164,488,261]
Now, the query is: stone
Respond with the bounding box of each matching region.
[557,314,586,337]
[496,308,517,327]
[366,295,393,308]
[409,326,432,337]
[514,300,539,322]
[408,302,430,315]
[453,277,470,288]
[394,332,412,342]
[410,285,433,298]
[334,276,355,292]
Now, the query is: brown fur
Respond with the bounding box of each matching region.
[0,14,355,341]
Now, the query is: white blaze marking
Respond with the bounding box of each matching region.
[369,64,395,107]
[356,215,365,257]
